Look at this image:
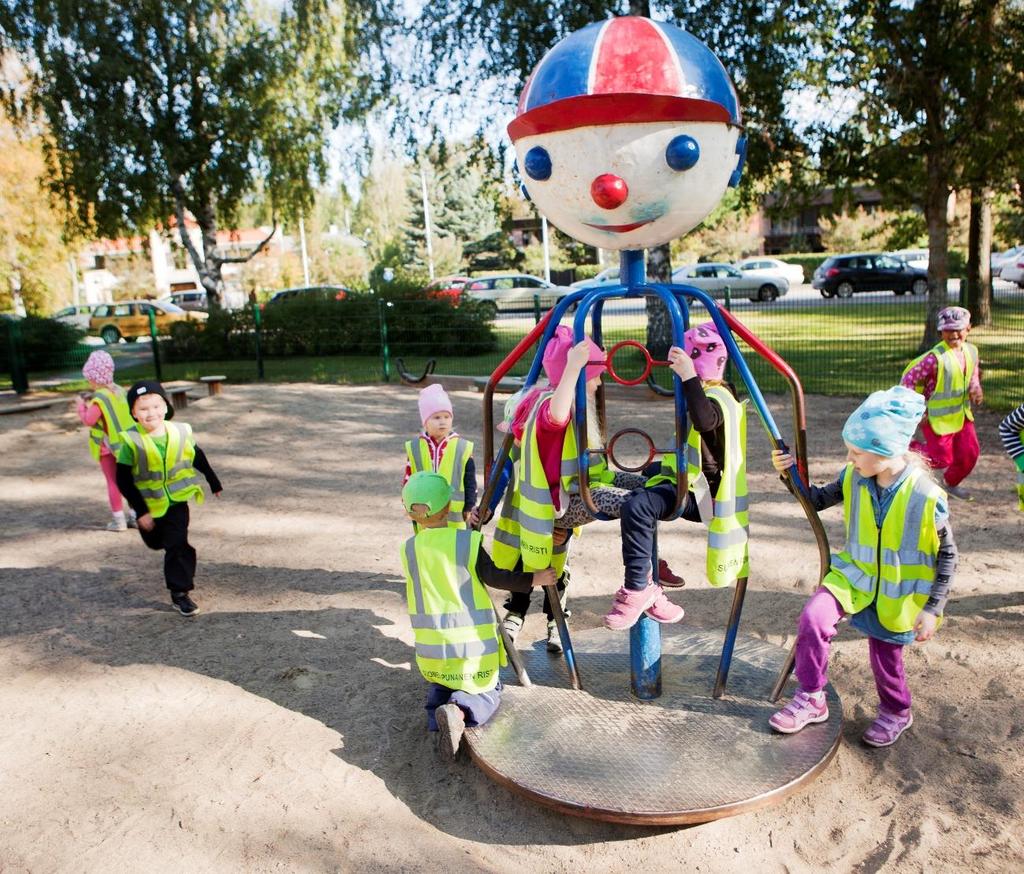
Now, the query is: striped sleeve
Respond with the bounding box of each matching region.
[999,403,1024,460]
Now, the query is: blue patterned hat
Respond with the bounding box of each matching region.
[842,386,925,457]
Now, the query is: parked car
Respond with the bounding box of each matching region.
[422,275,470,304]
[570,266,621,289]
[812,253,928,298]
[671,263,789,302]
[462,273,571,315]
[999,255,1024,288]
[166,290,209,312]
[991,245,1024,278]
[890,249,929,272]
[265,284,349,306]
[90,300,207,344]
[734,257,805,286]
[52,304,98,330]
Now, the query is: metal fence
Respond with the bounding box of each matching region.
[4,280,1023,410]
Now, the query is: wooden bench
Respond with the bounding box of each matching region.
[162,380,199,411]
[200,375,227,397]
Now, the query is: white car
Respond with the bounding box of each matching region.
[52,304,98,330]
[570,266,620,289]
[991,245,1024,278]
[734,257,804,286]
[1000,255,1024,288]
[890,249,929,272]
[672,262,789,302]
[463,273,572,315]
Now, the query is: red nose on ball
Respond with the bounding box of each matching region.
[590,174,629,209]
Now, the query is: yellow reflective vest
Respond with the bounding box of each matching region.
[87,385,135,462]
[492,391,606,574]
[822,464,943,634]
[1016,429,1024,512]
[118,423,206,518]
[644,386,749,586]
[405,435,473,529]
[400,527,505,693]
[903,341,977,435]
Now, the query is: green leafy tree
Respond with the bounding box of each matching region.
[0,1,394,308]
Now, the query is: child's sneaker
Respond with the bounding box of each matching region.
[105,518,128,532]
[603,584,660,631]
[502,611,525,642]
[126,510,138,529]
[944,483,973,501]
[769,689,828,734]
[171,592,200,617]
[658,559,685,588]
[435,703,465,760]
[862,710,913,747]
[645,589,684,624]
[546,620,563,654]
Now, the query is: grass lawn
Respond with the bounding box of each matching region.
[5,298,1022,411]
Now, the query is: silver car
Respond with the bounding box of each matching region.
[463,273,572,315]
[671,263,789,302]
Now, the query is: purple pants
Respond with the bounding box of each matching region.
[425,681,502,731]
[795,588,912,715]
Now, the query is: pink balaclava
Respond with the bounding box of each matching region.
[542,325,607,386]
[82,350,116,386]
[684,323,728,382]
[418,383,453,425]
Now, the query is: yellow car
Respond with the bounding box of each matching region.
[89,300,207,344]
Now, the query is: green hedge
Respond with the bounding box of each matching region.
[0,316,84,371]
[162,286,497,363]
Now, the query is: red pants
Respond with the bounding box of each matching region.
[911,418,979,487]
[98,453,124,513]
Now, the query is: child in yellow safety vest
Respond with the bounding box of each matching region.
[74,350,137,531]
[769,386,958,748]
[607,323,745,630]
[998,401,1024,511]
[402,384,476,528]
[115,381,222,617]
[900,306,983,501]
[400,471,553,760]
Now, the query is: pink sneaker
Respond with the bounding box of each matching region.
[645,588,684,624]
[769,689,828,734]
[604,584,660,631]
[862,710,913,747]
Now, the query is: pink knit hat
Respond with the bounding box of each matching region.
[937,306,970,332]
[418,383,453,425]
[684,323,728,382]
[82,350,115,386]
[541,325,607,386]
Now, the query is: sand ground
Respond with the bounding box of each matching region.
[0,383,1021,873]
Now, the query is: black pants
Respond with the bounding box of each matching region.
[620,482,702,590]
[504,568,569,621]
[138,502,197,593]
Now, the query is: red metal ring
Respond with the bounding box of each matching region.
[605,340,653,386]
[606,428,656,473]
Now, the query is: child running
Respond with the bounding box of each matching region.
[403,384,476,528]
[115,381,222,616]
[608,323,746,629]
[769,386,957,747]
[901,306,983,500]
[400,471,554,759]
[74,350,137,531]
[998,401,1024,511]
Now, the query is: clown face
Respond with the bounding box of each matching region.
[516,119,740,251]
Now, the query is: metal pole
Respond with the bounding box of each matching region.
[541,215,551,283]
[544,581,582,690]
[147,308,163,382]
[378,298,391,382]
[533,293,541,325]
[299,216,311,287]
[631,524,663,699]
[419,166,435,281]
[713,576,748,698]
[252,293,265,380]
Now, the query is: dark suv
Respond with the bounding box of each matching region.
[812,253,928,298]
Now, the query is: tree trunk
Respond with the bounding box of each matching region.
[645,243,673,359]
[921,153,950,350]
[965,188,993,325]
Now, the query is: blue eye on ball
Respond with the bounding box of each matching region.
[524,146,552,181]
[665,135,700,171]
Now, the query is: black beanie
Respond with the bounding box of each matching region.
[126,380,174,420]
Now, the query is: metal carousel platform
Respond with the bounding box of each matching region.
[463,627,842,825]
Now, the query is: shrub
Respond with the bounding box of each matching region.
[0,315,84,371]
